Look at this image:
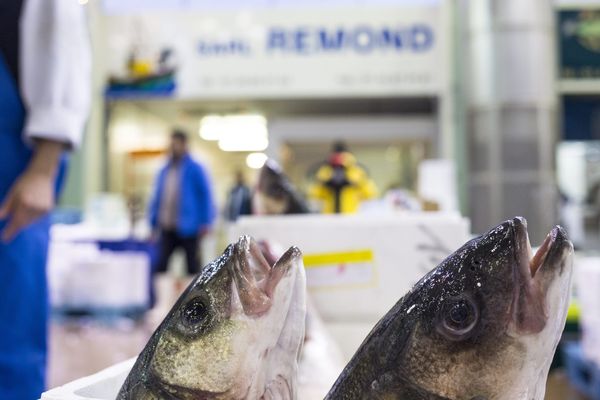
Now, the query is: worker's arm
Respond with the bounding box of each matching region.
[359,179,378,201]
[21,0,91,147]
[348,166,378,201]
[357,174,378,201]
[0,0,91,242]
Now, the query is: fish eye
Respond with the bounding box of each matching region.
[182,297,208,327]
[437,296,479,341]
[449,302,469,324]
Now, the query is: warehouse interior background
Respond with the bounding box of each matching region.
[35,0,600,398]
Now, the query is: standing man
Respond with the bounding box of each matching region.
[149,130,215,276]
[0,0,91,398]
[225,170,252,222]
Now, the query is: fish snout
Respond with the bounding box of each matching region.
[230,236,301,317]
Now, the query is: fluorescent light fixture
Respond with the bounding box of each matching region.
[218,114,268,152]
[246,152,268,169]
[199,115,224,141]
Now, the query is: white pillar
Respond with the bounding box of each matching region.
[466,0,558,242]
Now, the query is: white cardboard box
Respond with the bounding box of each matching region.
[229,213,470,323]
[48,242,150,311]
[575,256,600,365]
[43,333,343,400]
[42,358,134,400]
[325,321,376,362]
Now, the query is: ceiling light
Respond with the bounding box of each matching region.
[218,114,268,152]
[199,115,224,141]
[246,152,268,169]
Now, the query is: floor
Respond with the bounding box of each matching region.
[546,372,589,400]
[47,276,591,398]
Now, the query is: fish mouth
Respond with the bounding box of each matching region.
[510,217,574,335]
[230,235,302,317]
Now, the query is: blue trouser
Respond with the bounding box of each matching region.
[0,53,55,399]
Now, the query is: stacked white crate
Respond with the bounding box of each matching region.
[42,359,134,400]
[575,256,600,366]
[48,225,150,313]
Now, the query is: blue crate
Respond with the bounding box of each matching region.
[51,305,147,322]
[50,207,83,225]
[563,341,600,399]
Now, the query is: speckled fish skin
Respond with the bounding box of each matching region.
[326,217,574,400]
[117,235,306,400]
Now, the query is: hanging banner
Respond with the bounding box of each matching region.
[103,6,443,99]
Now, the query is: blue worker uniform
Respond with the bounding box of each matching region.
[0,52,52,400]
[0,0,90,397]
[148,155,216,238]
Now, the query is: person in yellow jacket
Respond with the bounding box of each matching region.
[309,142,378,214]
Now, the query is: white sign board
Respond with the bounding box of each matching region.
[104,6,443,98]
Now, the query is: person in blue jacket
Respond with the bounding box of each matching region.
[0,0,90,398]
[149,130,216,276]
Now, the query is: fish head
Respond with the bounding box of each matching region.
[394,217,573,400]
[131,236,304,399]
[254,159,293,214]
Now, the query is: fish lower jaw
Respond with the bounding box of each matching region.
[510,225,574,336]
[506,260,574,399]
[507,279,548,337]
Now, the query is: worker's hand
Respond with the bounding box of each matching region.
[0,139,64,243]
[0,170,55,242]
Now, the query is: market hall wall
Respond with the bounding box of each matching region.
[269,115,437,195]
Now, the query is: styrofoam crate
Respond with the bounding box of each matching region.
[230,213,470,323]
[575,256,600,365]
[43,350,339,400]
[48,242,151,312]
[325,321,376,363]
[41,358,134,400]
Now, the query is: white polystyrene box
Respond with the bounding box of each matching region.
[41,358,134,400]
[229,213,470,322]
[43,357,335,400]
[575,256,600,365]
[324,321,377,363]
[48,242,150,311]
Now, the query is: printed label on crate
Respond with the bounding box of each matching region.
[303,249,377,289]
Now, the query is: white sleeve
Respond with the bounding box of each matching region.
[20,0,92,149]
